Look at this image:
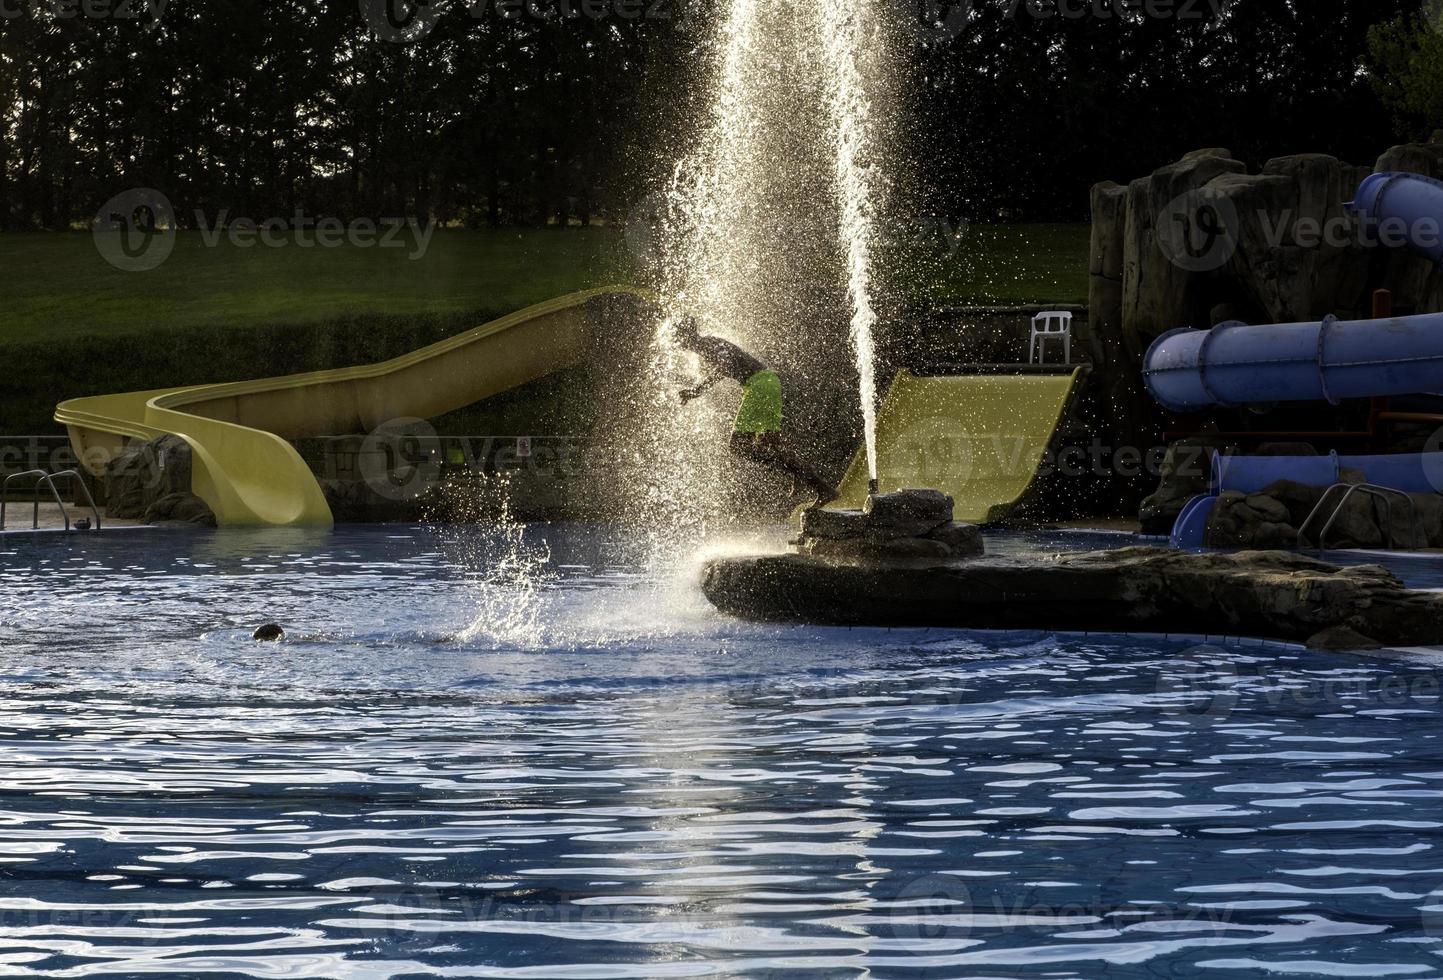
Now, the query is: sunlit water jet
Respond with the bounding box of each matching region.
[631,0,895,561]
[816,2,887,483]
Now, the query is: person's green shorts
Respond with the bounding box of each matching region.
[734,370,783,435]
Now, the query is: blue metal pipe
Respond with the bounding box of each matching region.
[1350,171,1443,263]
[1143,314,1443,413]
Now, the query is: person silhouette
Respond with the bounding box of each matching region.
[675,316,837,506]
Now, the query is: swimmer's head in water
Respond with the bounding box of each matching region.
[253,623,285,642]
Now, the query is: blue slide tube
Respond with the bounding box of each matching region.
[1143,314,1443,413]
[1169,495,1217,550]
[1213,453,1340,493]
[1350,171,1443,263]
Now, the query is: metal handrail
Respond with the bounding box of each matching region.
[2,470,52,531]
[43,471,103,533]
[1,469,102,533]
[1298,482,1416,551]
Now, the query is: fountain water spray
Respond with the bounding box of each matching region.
[816,2,887,488]
[622,0,896,564]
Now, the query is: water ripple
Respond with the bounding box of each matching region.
[2,526,1442,976]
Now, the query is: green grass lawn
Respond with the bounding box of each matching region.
[883,223,1091,308]
[0,223,1088,345]
[3,228,629,344]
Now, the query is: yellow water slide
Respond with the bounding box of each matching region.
[832,369,1088,524]
[56,288,649,527]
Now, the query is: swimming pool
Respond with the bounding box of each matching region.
[2,525,1442,978]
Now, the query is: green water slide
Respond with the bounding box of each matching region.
[831,369,1088,524]
[56,288,650,527]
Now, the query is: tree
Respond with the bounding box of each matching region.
[1367,7,1443,142]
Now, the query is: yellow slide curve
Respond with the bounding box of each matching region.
[56,288,648,527]
[831,369,1088,524]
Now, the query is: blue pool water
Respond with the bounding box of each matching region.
[2,525,1443,978]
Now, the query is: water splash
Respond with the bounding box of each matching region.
[455,528,552,649]
[424,470,782,650]
[426,473,555,649]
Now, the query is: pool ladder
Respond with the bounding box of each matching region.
[1,470,103,533]
[1297,483,1416,551]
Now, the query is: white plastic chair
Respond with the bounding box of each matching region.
[1030,311,1072,365]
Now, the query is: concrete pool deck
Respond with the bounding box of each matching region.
[2,503,138,534]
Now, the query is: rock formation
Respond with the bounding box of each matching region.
[1089,147,1405,368]
[1138,439,1234,535]
[105,434,217,527]
[794,489,984,565]
[1205,477,1442,551]
[702,547,1443,649]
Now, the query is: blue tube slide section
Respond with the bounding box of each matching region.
[1167,451,1443,549]
[1143,314,1443,414]
[1155,169,1443,549]
[1214,454,1341,493]
[1169,496,1217,550]
[1350,171,1443,263]
[1168,454,1341,549]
